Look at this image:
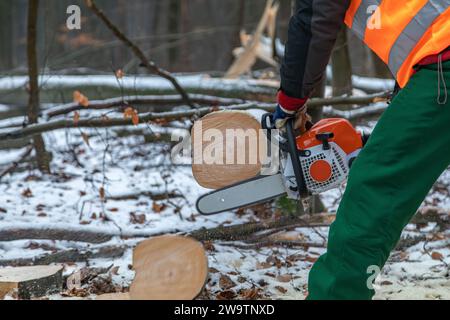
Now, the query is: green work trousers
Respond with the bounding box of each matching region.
[308,60,450,300]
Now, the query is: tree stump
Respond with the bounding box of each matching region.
[192,110,268,189]
[130,235,208,300]
[0,265,63,299]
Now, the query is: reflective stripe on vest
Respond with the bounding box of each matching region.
[350,0,380,39]
[345,0,450,87]
[388,1,448,77]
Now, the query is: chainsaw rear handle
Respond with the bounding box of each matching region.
[262,113,309,197]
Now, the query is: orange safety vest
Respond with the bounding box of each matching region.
[345,0,450,88]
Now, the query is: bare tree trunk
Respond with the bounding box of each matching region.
[0,0,13,71]
[27,0,51,174]
[371,51,392,79]
[167,0,180,70]
[331,28,353,110]
[179,0,191,71]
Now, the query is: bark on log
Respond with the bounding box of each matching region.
[106,191,183,202]
[0,246,126,267]
[0,228,114,243]
[0,265,63,299]
[223,240,326,250]
[189,214,334,242]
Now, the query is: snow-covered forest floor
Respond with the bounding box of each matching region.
[0,115,448,300]
[0,75,449,300]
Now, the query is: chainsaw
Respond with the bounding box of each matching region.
[196,114,369,215]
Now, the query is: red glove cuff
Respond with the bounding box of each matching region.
[277,91,308,112]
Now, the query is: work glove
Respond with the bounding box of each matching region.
[273,91,309,130]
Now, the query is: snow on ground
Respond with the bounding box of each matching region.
[0,112,449,300]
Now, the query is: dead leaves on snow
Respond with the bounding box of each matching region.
[152,202,167,214]
[73,90,90,107]
[129,212,146,225]
[123,107,140,126]
[219,275,237,290]
[431,251,444,261]
[21,188,33,198]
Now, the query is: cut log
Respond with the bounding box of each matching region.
[0,265,63,299]
[96,292,131,300]
[192,111,268,189]
[130,235,208,300]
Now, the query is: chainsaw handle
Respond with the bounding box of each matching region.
[285,118,309,198]
[261,113,276,130]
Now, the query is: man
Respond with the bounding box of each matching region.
[273,0,450,300]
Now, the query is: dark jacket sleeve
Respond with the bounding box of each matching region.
[280,0,351,99]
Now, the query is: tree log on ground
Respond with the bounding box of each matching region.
[0,265,63,299]
[0,92,390,141]
[130,236,208,300]
[0,227,114,244]
[189,214,334,242]
[0,246,126,267]
[0,207,443,245]
[45,94,252,119]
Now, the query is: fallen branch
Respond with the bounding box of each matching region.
[0,92,390,141]
[189,214,333,242]
[0,225,183,243]
[45,94,250,119]
[107,191,184,202]
[0,145,33,180]
[395,235,427,251]
[324,103,388,120]
[221,240,326,250]
[413,206,450,230]
[85,0,194,108]
[0,228,114,243]
[0,246,127,267]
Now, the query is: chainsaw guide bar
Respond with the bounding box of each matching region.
[196,174,287,215]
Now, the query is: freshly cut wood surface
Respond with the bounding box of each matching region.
[96,292,131,300]
[130,235,208,300]
[192,111,266,189]
[0,265,63,299]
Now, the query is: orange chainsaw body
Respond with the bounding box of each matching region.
[292,118,364,193]
[296,118,363,155]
